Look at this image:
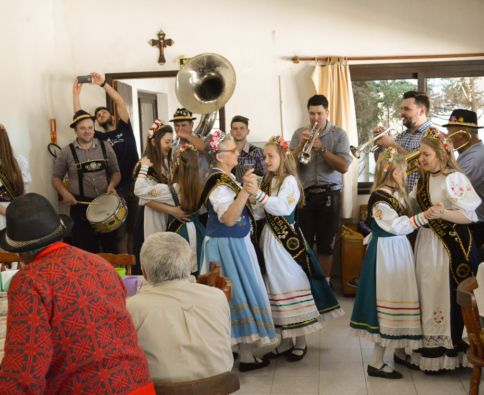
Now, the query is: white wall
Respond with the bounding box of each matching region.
[1,0,484,202]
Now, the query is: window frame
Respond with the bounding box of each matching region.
[350,59,484,195]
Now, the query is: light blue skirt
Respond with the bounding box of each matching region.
[202,235,277,345]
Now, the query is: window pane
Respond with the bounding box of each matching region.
[428,77,484,140]
[352,79,417,183]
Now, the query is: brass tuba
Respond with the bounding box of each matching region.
[299,121,320,165]
[175,53,236,137]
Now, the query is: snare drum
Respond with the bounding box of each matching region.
[86,193,127,233]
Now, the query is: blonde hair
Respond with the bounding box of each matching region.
[260,141,305,207]
[419,136,461,176]
[372,150,411,213]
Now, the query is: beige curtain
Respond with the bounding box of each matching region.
[312,57,358,219]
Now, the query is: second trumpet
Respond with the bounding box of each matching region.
[350,128,395,159]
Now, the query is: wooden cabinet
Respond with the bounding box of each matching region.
[340,225,365,296]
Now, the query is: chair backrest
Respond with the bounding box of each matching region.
[96,253,136,275]
[153,371,240,395]
[457,276,484,359]
[0,251,21,271]
[197,262,232,301]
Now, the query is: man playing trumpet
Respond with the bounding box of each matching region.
[290,94,352,284]
[374,91,432,191]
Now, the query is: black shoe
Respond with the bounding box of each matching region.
[238,357,270,372]
[287,346,307,362]
[263,346,294,360]
[367,363,403,379]
[347,277,359,288]
[393,353,418,370]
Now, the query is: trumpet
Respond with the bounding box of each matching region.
[350,128,395,159]
[299,121,320,165]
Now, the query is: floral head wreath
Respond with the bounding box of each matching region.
[268,135,289,153]
[423,127,452,153]
[175,144,197,166]
[382,147,399,173]
[208,129,226,153]
[147,119,163,139]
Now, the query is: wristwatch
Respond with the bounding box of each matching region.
[321,146,328,154]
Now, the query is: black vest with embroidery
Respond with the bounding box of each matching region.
[366,189,407,226]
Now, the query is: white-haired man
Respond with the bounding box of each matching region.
[127,232,233,382]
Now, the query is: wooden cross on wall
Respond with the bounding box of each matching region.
[149,30,174,65]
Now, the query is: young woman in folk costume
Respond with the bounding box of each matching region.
[246,136,343,362]
[409,127,481,373]
[200,130,277,372]
[0,123,31,230]
[133,121,189,272]
[141,144,205,273]
[350,147,437,379]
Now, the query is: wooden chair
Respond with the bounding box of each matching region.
[197,262,232,301]
[0,250,21,271]
[457,276,483,395]
[153,371,240,395]
[96,253,136,275]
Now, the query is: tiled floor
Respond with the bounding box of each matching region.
[234,296,479,395]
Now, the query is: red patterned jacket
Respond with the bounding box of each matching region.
[0,242,155,395]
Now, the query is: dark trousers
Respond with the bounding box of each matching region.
[70,203,119,253]
[298,189,341,256]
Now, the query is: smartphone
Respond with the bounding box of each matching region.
[77,75,92,83]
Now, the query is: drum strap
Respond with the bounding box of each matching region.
[69,141,109,198]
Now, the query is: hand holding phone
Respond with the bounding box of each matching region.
[77,75,92,84]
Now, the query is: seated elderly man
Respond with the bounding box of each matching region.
[127,232,233,382]
[0,193,154,395]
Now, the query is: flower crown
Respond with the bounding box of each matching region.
[382,147,399,173]
[208,129,226,153]
[423,127,452,152]
[268,135,289,152]
[147,119,163,139]
[175,144,197,166]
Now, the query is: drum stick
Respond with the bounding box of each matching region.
[76,201,98,205]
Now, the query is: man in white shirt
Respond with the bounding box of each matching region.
[127,232,233,382]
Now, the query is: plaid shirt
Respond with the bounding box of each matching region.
[396,120,432,191]
[233,142,266,182]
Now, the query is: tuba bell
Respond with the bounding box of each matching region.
[175,53,236,137]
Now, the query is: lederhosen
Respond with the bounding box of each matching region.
[416,173,475,356]
[69,140,109,201]
[68,140,117,253]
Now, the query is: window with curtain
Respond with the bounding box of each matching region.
[349,59,484,194]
